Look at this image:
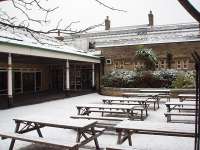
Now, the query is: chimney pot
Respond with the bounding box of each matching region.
[58,30,61,36]
[148,10,154,26]
[105,16,111,30]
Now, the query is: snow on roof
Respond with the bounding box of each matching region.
[0,25,98,58]
[65,22,199,39]
[95,28,200,48]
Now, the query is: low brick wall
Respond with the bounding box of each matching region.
[100,87,196,97]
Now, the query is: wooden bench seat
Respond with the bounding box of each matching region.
[0,131,78,150]
[87,109,137,117]
[173,107,195,111]
[106,145,146,150]
[103,102,145,106]
[70,115,126,121]
[86,108,139,117]
[90,107,147,120]
[164,112,195,122]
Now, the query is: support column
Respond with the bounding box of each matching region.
[8,53,13,107]
[66,60,70,90]
[92,63,95,89]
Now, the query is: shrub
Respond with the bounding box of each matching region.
[135,48,158,70]
[154,69,177,88]
[133,71,163,88]
[101,70,135,88]
[171,71,195,88]
[101,69,195,89]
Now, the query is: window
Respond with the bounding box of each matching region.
[177,60,181,69]
[0,72,7,94]
[36,72,41,91]
[160,60,166,69]
[155,62,159,69]
[106,59,112,65]
[89,41,95,49]
[183,59,188,69]
[14,72,22,94]
[114,59,124,69]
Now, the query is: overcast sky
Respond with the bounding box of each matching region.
[1,0,200,31]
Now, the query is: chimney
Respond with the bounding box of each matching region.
[55,29,64,41]
[58,30,61,36]
[148,10,154,26]
[105,16,111,30]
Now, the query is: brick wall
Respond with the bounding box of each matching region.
[97,41,200,73]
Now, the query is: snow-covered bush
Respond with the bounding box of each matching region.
[101,69,195,88]
[153,69,178,88]
[101,70,136,88]
[135,48,158,70]
[171,71,195,88]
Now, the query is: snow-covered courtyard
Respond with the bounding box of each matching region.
[0,93,195,150]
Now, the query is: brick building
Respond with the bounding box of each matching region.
[64,12,200,74]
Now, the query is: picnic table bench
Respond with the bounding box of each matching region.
[0,131,79,150]
[106,145,146,150]
[165,101,196,122]
[178,94,196,102]
[114,120,195,146]
[102,96,158,111]
[70,115,126,121]
[140,89,171,101]
[122,93,160,109]
[76,104,147,120]
[0,117,105,150]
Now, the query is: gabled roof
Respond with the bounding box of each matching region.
[64,22,200,48]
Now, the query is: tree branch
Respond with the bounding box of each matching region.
[94,0,127,12]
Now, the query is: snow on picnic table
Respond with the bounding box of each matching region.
[0,93,195,150]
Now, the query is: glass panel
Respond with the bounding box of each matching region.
[0,72,7,94]
[14,72,21,94]
[36,72,41,91]
[23,72,34,92]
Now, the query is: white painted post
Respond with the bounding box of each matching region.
[92,63,95,88]
[66,60,70,90]
[34,72,37,93]
[8,53,13,107]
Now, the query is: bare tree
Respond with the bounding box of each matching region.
[0,0,108,41]
[0,0,126,38]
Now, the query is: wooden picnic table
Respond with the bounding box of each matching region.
[178,94,196,102]
[102,96,149,113]
[165,101,196,112]
[122,92,159,97]
[76,104,147,120]
[165,101,196,122]
[114,120,195,146]
[140,89,171,101]
[122,93,160,109]
[8,117,104,150]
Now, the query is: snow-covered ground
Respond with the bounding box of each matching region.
[0,93,195,150]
